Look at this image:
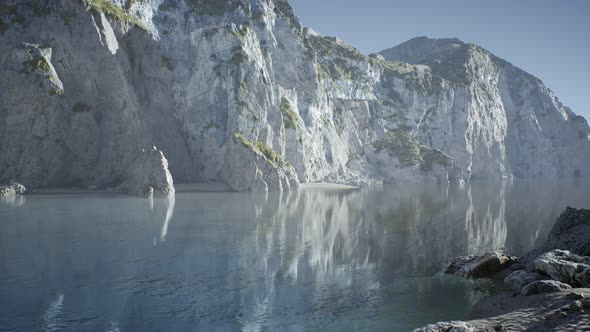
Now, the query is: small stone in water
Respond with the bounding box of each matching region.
[569,300,583,311]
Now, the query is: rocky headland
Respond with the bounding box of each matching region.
[415,207,590,331]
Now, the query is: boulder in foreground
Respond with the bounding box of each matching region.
[504,270,547,293]
[418,208,590,331]
[533,249,590,287]
[521,280,572,296]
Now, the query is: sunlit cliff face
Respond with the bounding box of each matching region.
[1,1,588,192]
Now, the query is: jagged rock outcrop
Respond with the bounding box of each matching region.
[0,1,588,192]
[10,182,26,194]
[0,181,26,197]
[0,186,16,197]
[380,36,590,180]
[533,250,590,288]
[444,252,515,278]
[543,207,590,256]
[126,147,174,197]
[417,207,590,331]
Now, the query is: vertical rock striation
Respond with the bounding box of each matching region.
[0,1,588,192]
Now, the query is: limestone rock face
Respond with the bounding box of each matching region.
[380,37,590,180]
[220,134,299,192]
[520,280,572,296]
[0,186,16,197]
[10,182,26,195]
[533,250,590,287]
[0,182,26,197]
[126,147,175,198]
[444,253,515,278]
[0,1,588,192]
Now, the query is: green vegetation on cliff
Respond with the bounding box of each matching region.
[21,56,52,75]
[307,35,366,64]
[232,133,286,168]
[420,147,451,172]
[280,97,299,130]
[82,0,146,30]
[308,35,424,88]
[372,128,452,171]
[273,0,301,30]
[373,128,422,167]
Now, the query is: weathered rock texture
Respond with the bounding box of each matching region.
[0,1,588,192]
[533,250,590,288]
[444,252,515,278]
[413,320,494,332]
[520,280,572,296]
[0,186,16,197]
[504,269,547,293]
[126,147,174,197]
[220,133,299,192]
[379,37,590,180]
[543,207,590,256]
[419,207,590,331]
[10,182,26,195]
[0,181,26,197]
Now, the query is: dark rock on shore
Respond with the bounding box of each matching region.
[521,280,572,296]
[444,252,516,278]
[544,207,590,256]
[415,207,590,331]
[504,270,547,293]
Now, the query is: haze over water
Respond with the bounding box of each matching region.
[1,180,589,331]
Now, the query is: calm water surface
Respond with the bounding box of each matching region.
[1,180,589,331]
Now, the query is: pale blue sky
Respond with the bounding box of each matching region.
[289,0,590,120]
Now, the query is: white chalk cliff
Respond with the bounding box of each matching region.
[0,0,588,192]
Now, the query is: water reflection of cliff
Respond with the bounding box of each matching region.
[244,183,506,283]
[3,181,589,331]
[246,180,589,281]
[234,180,590,329]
